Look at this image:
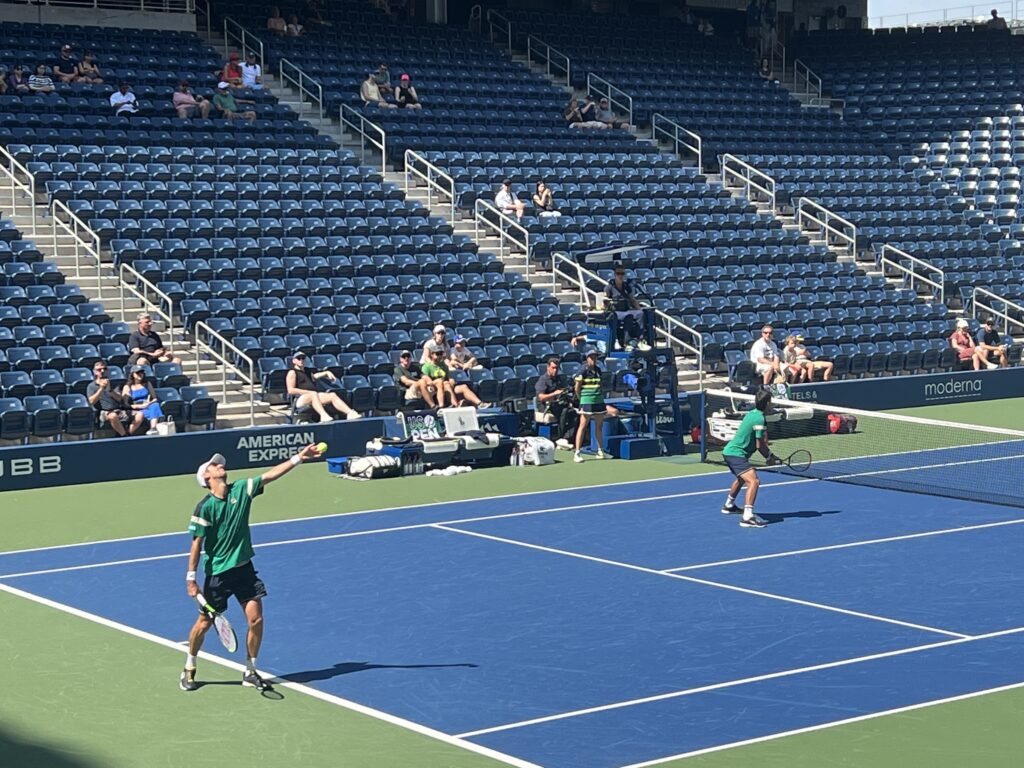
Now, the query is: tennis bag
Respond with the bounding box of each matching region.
[513,436,556,466]
[827,413,858,434]
[347,455,402,479]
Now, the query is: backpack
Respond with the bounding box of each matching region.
[513,436,556,466]
[827,413,858,434]
[347,455,402,480]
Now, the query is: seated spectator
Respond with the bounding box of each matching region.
[361,71,396,108]
[421,324,450,363]
[447,334,482,371]
[53,44,78,84]
[286,15,305,36]
[750,324,782,384]
[87,360,144,437]
[783,334,833,382]
[698,17,715,36]
[122,365,162,433]
[173,81,210,119]
[949,318,985,370]
[532,180,561,217]
[0,67,5,95]
[285,351,362,423]
[595,97,630,129]
[567,96,606,130]
[110,81,140,117]
[267,6,287,36]
[302,0,330,26]
[29,64,55,94]
[213,82,257,121]
[395,73,422,109]
[374,63,393,96]
[7,65,29,95]
[495,179,526,220]
[534,357,578,450]
[988,8,1008,29]
[976,316,1007,369]
[579,95,599,123]
[129,311,181,366]
[221,52,243,88]
[76,50,103,84]
[394,349,437,408]
[421,347,488,409]
[241,52,264,90]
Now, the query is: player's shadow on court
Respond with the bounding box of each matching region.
[760,509,841,525]
[283,661,479,684]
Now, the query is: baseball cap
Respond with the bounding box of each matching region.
[795,334,805,342]
[399,349,412,357]
[218,81,230,89]
[400,73,410,80]
[62,44,72,52]
[292,350,307,358]
[196,453,226,488]
[956,318,969,328]
[129,364,146,373]
[453,334,465,343]
[585,348,600,358]
[433,324,446,334]
[229,52,240,60]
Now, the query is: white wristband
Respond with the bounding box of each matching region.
[186,571,196,582]
[291,455,302,467]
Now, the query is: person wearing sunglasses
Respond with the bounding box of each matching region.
[86,360,145,436]
[750,325,783,385]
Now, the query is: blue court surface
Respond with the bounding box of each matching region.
[2,470,1023,768]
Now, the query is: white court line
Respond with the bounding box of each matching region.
[456,625,1024,739]
[615,678,1024,768]
[431,525,969,639]
[0,581,543,768]
[664,517,1024,573]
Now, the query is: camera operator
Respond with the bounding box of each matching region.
[534,357,578,450]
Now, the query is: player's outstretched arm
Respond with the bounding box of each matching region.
[260,443,322,486]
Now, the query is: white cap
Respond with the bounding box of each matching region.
[433,324,446,333]
[196,453,226,488]
[217,81,230,89]
[956,318,969,328]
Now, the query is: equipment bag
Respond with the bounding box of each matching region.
[347,455,402,479]
[514,436,556,466]
[827,413,858,434]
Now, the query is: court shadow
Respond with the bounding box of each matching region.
[283,661,478,684]
[0,723,102,768]
[760,509,841,525]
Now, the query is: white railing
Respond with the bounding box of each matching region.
[6,0,195,10]
[651,113,702,169]
[194,321,256,428]
[486,9,513,51]
[872,1,1016,28]
[879,244,945,304]
[796,197,857,258]
[341,105,386,172]
[972,287,1024,337]
[279,58,323,121]
[50,198,103,296]
[527,35,571,89]
[0,144,38,234]
[793,58,822,100]
[404,150,456,223]
[475,199,530,273]
[721,154,776,214]
[586,73,633,128]
[195,0,212,37]
[551,252,704,387]
[118,262,176,347]
[771,39,786,79]
[223,17,264,68]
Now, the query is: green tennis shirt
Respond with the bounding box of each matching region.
[188,476,263,576]
[722,409,766,459]
[574,365,604,406]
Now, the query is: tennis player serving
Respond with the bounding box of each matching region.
[721,388,780,529]
[179,443,322,692]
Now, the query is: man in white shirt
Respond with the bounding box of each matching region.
[750,324,782,384]
[447,334,482,371]
[241,52,264,90]
[110,81,139,116]
[495,179,525,220]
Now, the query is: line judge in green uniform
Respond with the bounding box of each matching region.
[721,388,780,529]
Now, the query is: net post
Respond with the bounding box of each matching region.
[698,390,707,462]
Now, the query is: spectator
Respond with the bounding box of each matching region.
[76,50,103,84]
[565,97,607,130]
[579,94,599,123]
[7,65,29,95]
[698,17,715,36]
[950,318,985,370]
[110,81,140,117]
[286,15,305,36]
[604,263,648,351]
[795,335,833,381]
[173,81,210,119]
[361,71,396,108]
[573,350,609,463]
[420,347,488,408]
[988,8,1008,29]
[87,360,144,437]
[534,357,577,450]
[285,351,362,422]
[759,56,773,80]
[374,62,393,96]
[29,64,55,94]
[394,349,437,408]
[302,0,330,26]
[447,334,482,371]
[213,82,257,121]
[53,43,78,84]
[421,324,450,364]
[532,180,561,217]
[750,324,782,384]
[495,179,526,220]
[221,52,243,88]
[267,6,287,36]
[128,311,181,366]
[976,316,1007,369]
[595,97,630,130]
[122,365,162,433]
[241,52,264,90]
[0,67,5,95]
[394,73,421,109]
[783,334,833,382]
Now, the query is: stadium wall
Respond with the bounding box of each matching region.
[0,4,196,32]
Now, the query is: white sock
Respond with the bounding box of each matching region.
[725,494,736,507]
[185,654,197,670]
[743,505,754,519]
[246,657,257,673]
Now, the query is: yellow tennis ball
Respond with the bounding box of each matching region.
[316,442,328,454]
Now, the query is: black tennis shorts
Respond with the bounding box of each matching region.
[201,560,267,614]
[724,455,755,477]
[580,402,607,415]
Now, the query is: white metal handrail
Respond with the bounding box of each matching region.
[195,0,212,37]
[796,197,857,258]
[50,198,103,296]
[475,199,530,273]
[721,154,776,213]
[526,35,571,89]
[651,113,702,169]
[871,1,1016,28]
[118,262,176,347]
[404,149,456,223]
[793,58,822,100]
[771,39,786,79]
[280,58,323,121]
[7,0,194,10]
[340,104,386,172]
[879,244,945,304]
[0,143,37,234]
[223,17,264,70]
[486,9,513,51]
[586,73,633,129]
[972,287,1024,337]
[194,321,256,428]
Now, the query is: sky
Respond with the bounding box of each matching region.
[869,0,1018,25]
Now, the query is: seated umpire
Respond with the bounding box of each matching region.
[534,357,577,450]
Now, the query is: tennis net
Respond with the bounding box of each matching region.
[702,389,1024,508]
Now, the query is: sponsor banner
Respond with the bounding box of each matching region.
[0,418,393,493]
[789,368,1024,410]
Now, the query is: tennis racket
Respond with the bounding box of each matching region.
[195,592,238,654]
[768,449,812,472]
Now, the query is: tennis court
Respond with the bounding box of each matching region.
[2,399,1024,768]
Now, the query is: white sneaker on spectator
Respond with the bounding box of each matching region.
[555,438,573,450]
[637,341,652,352]
[477,402,493,409]
[319,416,334,423]
[986,361,999,370]
[573,451,584,463]
[595,448,609,459]
[346,411,363,420]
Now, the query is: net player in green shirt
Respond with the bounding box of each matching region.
[721,388,780,528]
[180,443,322,692]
